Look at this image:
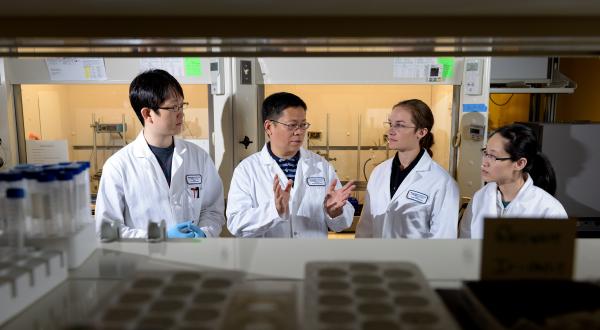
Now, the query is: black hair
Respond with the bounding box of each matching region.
[262,92,307,123]
[492,123,557,195]
[393,99,435,156]
[129,69,184,125]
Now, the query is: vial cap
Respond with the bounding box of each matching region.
[22,168,43,179]
[37,172,57,182]
[61,164,83,175]
[56,171,74,181]
[76,161,91,169]
[6,187,26,198]
[1,172,24,182]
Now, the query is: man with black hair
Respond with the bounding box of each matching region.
[227,92,355,237]
[96,69,225,238]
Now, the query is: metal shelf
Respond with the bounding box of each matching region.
[73,145,124,150]
[308,145,387,151]
[490,87,575,94]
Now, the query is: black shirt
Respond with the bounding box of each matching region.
[390,148,425,197]
[148,141,175,186]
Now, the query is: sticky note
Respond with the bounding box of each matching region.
[437,57,455,79]
[184,58,202,77]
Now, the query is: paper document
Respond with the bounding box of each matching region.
[140,58,186,77]
[393,58,437,79]
[26,140,69,164]
[46,58,107,81]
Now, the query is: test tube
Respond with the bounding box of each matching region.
[72,163,87,228]
[36,172,61,237]
[2,171,26,190]
[61,163,88,229]
[22,167,44,238]
[4,188,28,256]
[56,170,76,234]
[77,161,92,225]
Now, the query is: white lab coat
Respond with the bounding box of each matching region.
[459,174,568,239]
[226,145,354,238]
[356,151,459,238]
[95,131,225,238]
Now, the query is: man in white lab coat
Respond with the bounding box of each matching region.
[227,92,355,237]
[95,69,225,238]
[356,99,459,238]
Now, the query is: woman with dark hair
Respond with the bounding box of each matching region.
[356,99,459,238]
[459,123,568,239]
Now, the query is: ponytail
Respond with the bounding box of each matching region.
[528,152,557,195]
[421,131,435,157]
[493,123,558,196]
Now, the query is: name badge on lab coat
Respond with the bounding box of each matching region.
[407,190,428,204]
[306,177,326,186]
[186,174,202,185]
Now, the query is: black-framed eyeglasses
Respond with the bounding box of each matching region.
[383,121,417,130]
[270,120,311,131]
[158,102,189,113]
[481,148,512,162]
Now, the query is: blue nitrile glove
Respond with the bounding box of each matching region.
[188,223,207,238]
[167,221,195,238]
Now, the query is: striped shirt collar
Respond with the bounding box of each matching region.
[266,142,300,164]
[267,143,300,181]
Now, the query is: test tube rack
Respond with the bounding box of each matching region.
[0,250,67,326]
[26,222,98,270]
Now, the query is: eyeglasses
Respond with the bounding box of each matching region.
[384,121,416,130]
[270,120,311,131]
[481,148,512,162]
[158,102,189,113]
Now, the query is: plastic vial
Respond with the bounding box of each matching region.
[77,161,92,226]
[4,188,28,256]
[0,172,27,245]
[2,171,26,190]
[36,172,61,237]
[56,170,76,234]
[22,167,45,238]
[61,163,88,229]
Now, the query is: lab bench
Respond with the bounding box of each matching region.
[1,239,600,329]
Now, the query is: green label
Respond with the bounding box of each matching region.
[437,57,455,79]
[184,58,202,77]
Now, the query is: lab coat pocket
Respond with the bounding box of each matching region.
[187,184,202,199]
[182,184,203,219]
